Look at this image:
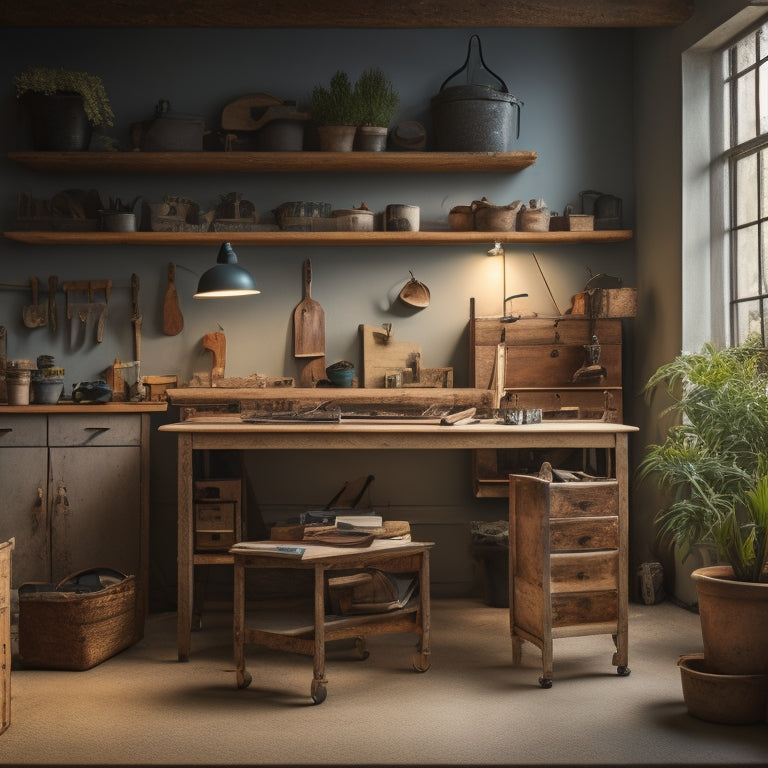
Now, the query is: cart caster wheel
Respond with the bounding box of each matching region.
[311,681,327,705]
[411,652,431,672]
[538,677,553,689]
[237,671,252,690]
[616,665,631,677]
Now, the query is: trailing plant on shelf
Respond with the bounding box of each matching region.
[354,67,399,127]
[638,335,768,583]
[310,70,361,126]
[14,66,114,128]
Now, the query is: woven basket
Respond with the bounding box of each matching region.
[19,570,136,670]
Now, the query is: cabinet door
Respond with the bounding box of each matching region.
[48,446,140,582]
[0,447,49,587]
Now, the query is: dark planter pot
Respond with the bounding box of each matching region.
[22,92,92,151]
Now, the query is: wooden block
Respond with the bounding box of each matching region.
[549,214,594,231]
[359,324,421,388]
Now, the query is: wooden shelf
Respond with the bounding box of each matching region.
[8,150,538,175]
[3,229,633,247]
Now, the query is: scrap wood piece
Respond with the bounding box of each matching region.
[203,331,226,382]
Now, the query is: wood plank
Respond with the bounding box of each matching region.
[0,1,694,28]
[8,151,537,174]
[550,516,619,551]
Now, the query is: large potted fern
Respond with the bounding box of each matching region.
[638,336,768,686]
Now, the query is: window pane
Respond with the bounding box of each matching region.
[737,70,757,144]
[761,62,768,134]
[733,299,762,343]
[735,154,759,225]
[735,225,759,299]
[735,32,756,74]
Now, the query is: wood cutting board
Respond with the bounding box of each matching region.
[293,258,325,358]
[163,262,183,335]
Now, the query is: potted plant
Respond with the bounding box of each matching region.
[638,336,768,719]
[353,67,399,151]
[14,66,114,151]
[310,70,361,151]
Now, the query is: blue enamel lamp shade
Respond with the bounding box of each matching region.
[194,242,260,298]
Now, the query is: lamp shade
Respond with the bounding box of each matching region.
[193,242,260,298]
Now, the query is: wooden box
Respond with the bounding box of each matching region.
[549,214,594,231]
[509,474,627,686]
[0,540,12,734]
[194,478,242,502]
[142,374,177,402]
[195,530,237,551]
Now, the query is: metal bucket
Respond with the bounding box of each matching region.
[431,35,523,152]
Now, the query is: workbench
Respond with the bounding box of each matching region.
[230,538,433,703]
[159,416,638,663]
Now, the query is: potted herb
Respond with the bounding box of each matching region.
[638,336,768,699]
[14,66,114,151]
[310,71,361,151]
[354,67,399,151]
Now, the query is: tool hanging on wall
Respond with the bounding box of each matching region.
[162,262,183,335]
[62,280,112,344]
[22,276,47,328]
[48,276,58,333]
[130,274,146,399]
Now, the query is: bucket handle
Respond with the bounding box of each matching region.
[439,34,509,93]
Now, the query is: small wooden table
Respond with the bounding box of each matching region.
[230,538,433,704]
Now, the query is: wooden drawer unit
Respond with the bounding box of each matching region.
[193,479,243,553]
[509,474,629,687]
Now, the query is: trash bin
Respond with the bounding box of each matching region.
[470,520,509,608]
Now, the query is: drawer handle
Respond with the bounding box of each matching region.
[0,428,12,434]
[85,426,111,433]
[550,349,559,358]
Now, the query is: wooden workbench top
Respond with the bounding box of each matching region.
[0,402,167,414]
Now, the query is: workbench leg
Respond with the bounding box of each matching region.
[412,549,431,672]
[511,635,523,666]
[311,563,327,704]
[177,433,194,662]
[539,638,554,689]
[613,432,631,678]
[233,558,251,689]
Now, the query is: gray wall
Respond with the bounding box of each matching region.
[0,23,650,604]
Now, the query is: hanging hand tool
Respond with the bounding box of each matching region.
[131,273,142,362]
[163,262,184,335]
[48,276,58,333]
[22,276,47,328]
[96,279,112,343]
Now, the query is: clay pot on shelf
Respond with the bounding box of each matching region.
[317,125,357,152]
[355,126,388,151]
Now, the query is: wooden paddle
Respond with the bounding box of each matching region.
[293,258,325,357]
[163,262,183,335]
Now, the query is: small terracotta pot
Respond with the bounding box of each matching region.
[317,125,356,152]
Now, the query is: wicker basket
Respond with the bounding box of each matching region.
[19,569,137,671]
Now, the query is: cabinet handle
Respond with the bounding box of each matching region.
[0,428,12,434]
[85,427,111,432]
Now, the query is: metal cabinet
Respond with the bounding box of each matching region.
[0,409,154,637]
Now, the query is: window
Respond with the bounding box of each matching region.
[724,22,768,344]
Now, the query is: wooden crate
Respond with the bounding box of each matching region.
[0,539,12,734]
[509,474,628,687]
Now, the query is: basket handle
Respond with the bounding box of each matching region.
[55,566,128,590]
[439,35,508,93]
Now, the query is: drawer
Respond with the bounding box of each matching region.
[548,480,618,518]
[550,550,618,593]
[194,478,241,502]
[0,414,47,446]
[48,414,141,447]
[550,515,619,551]
[551,590,618,628]
[196,530,236,551]
[195,502,236,531]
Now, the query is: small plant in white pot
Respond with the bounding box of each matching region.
[310,71,361,151]
[354,67,399,151]
[14,66,114,151]
[638,336,768,722]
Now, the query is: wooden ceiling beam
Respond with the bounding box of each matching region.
[0,0,694,29]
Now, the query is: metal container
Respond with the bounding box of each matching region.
[431,35,523,152]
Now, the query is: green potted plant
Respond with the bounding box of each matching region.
[14,66,114,151]
[638,336,768,719]
[310,70,361,151]
[354,67,399,151]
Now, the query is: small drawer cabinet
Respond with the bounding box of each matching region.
[508,473,629,687]
[193,478,243,553]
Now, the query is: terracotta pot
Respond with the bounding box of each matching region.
[692,565,768,674]
[678,653,768,725]
[317,125,356,152]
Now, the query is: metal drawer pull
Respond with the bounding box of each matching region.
[0,428,12,434]
[85,426,111,432]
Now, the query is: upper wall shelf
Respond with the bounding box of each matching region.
[3,230,633,247]
[8,151,538,175]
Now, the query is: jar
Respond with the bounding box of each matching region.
[6,369,31,405]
